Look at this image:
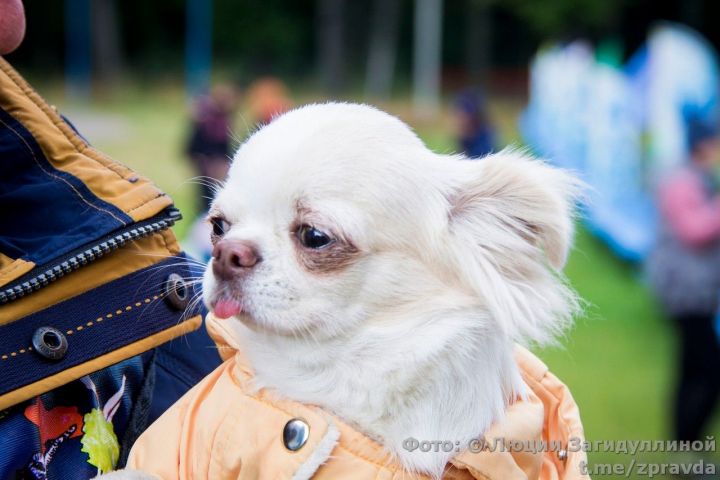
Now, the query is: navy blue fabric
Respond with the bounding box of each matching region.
[0,106,132,265]
[0,254,199,397]
[0,256,221,480]
[149,313,216,423]
[0,352,152,479]
[147,261,219,423]
[0,71,222,478]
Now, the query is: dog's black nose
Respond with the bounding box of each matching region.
[212,239,261,280]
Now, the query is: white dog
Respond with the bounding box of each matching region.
[194,103,581,479]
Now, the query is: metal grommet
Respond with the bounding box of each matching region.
[164,273,190,310]
[32,327,68,361]
[557,449,568,462]
[283,418,310,451]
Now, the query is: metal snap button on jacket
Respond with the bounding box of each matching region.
[164,273,190,310]
[32,326,68,361]
[557,449,568,462]
[283,418,310,451]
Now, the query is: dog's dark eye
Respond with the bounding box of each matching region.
[297,224,333,249]
[210,216,230,239]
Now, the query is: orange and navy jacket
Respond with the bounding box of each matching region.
[127,314,590,480]
[0,57,220,479]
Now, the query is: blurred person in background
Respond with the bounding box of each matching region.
[647,118,720,442]
[185,84,239,214]
[453,88,496,158]
[183,78,291,263]
[0,1,220,478]
[246,77,292,126]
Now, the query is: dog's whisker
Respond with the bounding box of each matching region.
[180,175,226,194]
[133,252,208,267]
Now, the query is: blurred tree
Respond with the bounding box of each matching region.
[364,0,402,100]
[92,0,124,89]
[413,0,443,115]
[317,0,346,94]
[465,0,494,86]
[65,0,91,100]
[186,0,212,96]
[504,0,626,39]
[104,0,186,75]
[214,0,313,78]
[23,0,720,98]
[680,0,703,31]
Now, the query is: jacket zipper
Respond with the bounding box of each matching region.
[0,207,182,305]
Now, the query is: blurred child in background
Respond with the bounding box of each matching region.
[185,84,239,213]
[183,85,238,262]
[647,119,720,442]
[453,88,496,158]
[246,77,292,126]
[184,78,292,261]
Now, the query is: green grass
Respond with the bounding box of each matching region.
[45,84,719,477]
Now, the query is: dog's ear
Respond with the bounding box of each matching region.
[443,149,582,344]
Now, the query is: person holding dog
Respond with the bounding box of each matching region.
[0,2,220,478]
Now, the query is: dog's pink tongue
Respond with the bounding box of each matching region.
[213,298,242,319]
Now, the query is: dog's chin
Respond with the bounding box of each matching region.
[213,301,310,337]
[230,312,266,333]
[207,300,277,335]
[234,304,347,340]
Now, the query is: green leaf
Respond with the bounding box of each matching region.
[80,408,119,473]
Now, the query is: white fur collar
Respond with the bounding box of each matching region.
[230,310,526,479]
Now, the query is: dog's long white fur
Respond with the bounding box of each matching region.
[180,103,583,479]
[199,103,582,478]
